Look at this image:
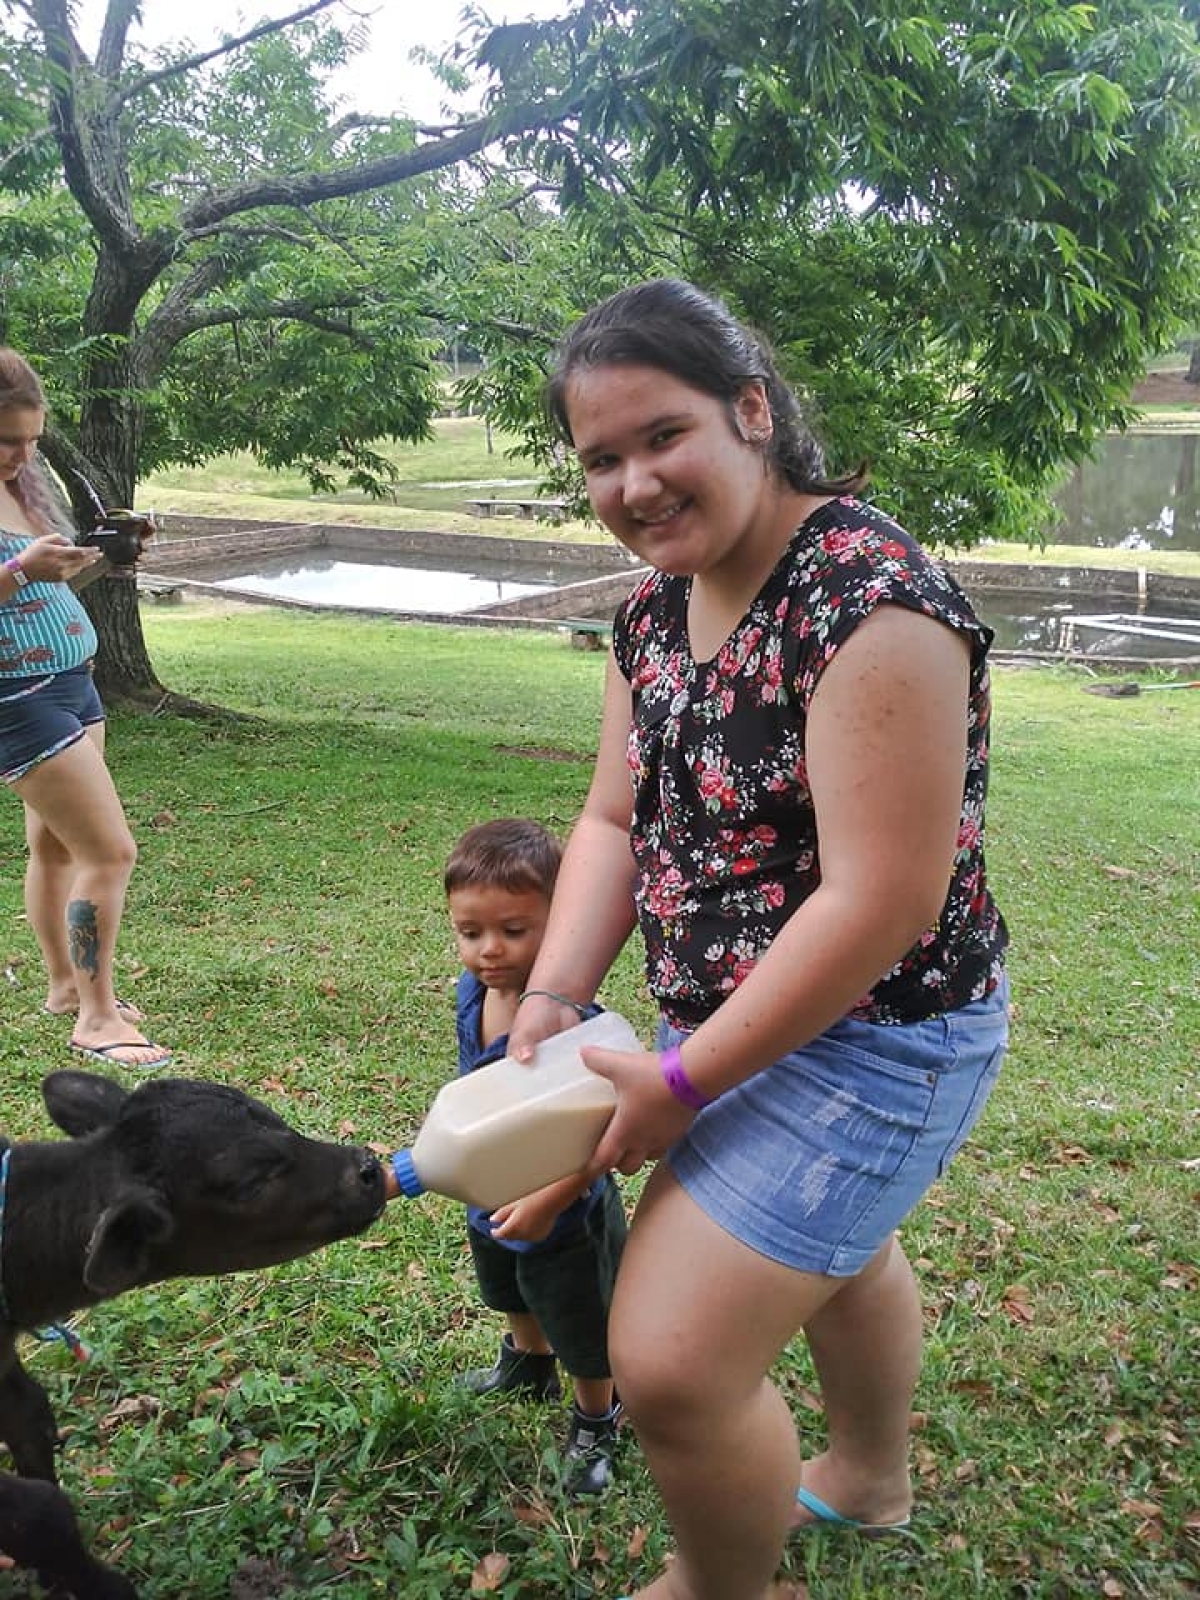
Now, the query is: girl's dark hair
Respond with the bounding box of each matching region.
[545,278,867,496]
[444,818,562,900]
[0,347,72,537]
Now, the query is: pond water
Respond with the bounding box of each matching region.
[212,552,569,612]
[186,536,1198,659]
[1052,433,1200,551]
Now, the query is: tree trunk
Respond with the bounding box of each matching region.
[80,572,166,708]
[1187,340,1200,385]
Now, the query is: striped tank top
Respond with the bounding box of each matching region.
[0,530,98,682]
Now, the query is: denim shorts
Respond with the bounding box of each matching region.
[665,975,1009,1277]
[0,664,104,784]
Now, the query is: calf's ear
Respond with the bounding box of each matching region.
[84,1192,175,1295]
[43,1070,129,1137]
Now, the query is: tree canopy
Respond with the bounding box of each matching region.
[0,0,587,700]
[3,0,1200,701]
[463,0,1200,545]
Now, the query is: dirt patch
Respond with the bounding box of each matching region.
[1131,369,1200,409]
[494,743,589,763]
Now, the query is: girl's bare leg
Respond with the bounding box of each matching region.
[796,1234,919,1527]
[610,1165,836,1600]
[15,728,158,1060]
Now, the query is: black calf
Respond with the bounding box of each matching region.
[0,1071,386,1597]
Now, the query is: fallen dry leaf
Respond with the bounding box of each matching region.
[1121,1498,1162,1520]
[100,1395,161,1431]
[470,1552,509,1592]
[512,1498,555,1528]
[1001,1283,1035,1325]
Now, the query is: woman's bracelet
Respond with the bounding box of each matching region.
[517,988,591,1021]
[3,555,29,589]
[659,1044,712,1111]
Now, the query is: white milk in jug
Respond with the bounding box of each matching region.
[389,1010,642,1210]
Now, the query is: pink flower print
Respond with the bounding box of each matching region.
[633,661,660,690]
[731,857,758,876]
[645,866,688,919]
[696,758,737,810]
[820,525,867,558]
[733,956,757,985]
[761,880,786,909]
[956,817,981,854]
[879,539,908,560]
[65,620,85,636]
[22,645,53,665]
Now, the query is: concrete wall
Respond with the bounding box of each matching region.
[141,520,1200,640]
[147,516,637,575]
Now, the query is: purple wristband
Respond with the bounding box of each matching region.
[659,1045,711,1111]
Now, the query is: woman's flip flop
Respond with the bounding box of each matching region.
[794,1485,911,1538]
[69,1038,173,1074]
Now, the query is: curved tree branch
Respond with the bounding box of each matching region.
[95,0,138,79]
[31,0,136,252]
[109,0,343,113]
[178,97,583,233]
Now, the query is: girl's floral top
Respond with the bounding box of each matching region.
[612,497,1008,1030]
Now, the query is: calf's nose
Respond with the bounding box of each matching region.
[356,1151,383,1188]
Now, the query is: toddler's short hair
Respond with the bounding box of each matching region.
[444,818,562,900]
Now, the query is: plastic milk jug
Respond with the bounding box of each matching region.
[389,1010,641,1211]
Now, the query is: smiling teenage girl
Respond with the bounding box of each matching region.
[508,280,1009,1600]
[0,348,170,1070]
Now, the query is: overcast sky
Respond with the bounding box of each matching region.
[72,0,567,123]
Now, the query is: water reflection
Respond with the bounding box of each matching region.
[214,554,562,612]
[1051,433,1200,551]
[971,590,1076,653]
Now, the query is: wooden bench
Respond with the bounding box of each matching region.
[559,617,612,651]
[137,578,184,603]
[464,497,568,520]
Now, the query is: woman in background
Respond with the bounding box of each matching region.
[0,347,170,1070]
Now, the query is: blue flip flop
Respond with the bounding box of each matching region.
[794,1485,911,1538]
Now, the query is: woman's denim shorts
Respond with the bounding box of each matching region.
[0,664,104,784]
[664,975,1009,1277]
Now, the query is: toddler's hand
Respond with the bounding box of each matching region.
[489,1195,558,1243]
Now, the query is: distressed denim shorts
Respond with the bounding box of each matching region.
[0,664,104,784]
[664,975,1009,1277]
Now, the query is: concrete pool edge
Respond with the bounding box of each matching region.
[137,517,1200,664]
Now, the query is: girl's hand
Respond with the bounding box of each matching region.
[582,1044,698,1178]
[14,534,102,582]
[506,990,586,1062]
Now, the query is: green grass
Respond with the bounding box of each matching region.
[1,610,1198,1598]
[143,418,602,546]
